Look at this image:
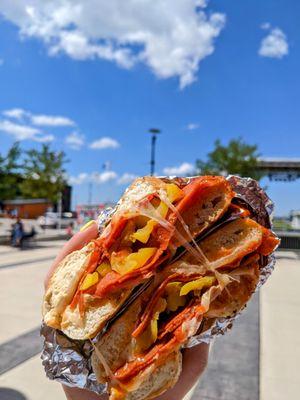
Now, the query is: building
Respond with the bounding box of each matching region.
[291,210,300,230]
[52,185,72,213]
[76,202,115,223]
[257,158,300,181]
[2,199,52,219]
[0,183,72,217]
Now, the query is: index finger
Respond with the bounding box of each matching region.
[44,221,99,289]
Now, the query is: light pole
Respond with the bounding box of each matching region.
[149,128,161,176]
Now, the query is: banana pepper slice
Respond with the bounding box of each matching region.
[180,276,216,296]
[165,282,186,312]
[132,183,183,244]
[111,247,157,275]
[80,271,99,291]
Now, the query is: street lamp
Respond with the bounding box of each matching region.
[149,128,161,176]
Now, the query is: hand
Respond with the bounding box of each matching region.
[45,222,209,400]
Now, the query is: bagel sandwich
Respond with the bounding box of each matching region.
[43,176,234,340]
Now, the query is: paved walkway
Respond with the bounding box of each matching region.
[194,295,259,400]
[0,241,64,399]
[260,251,300,400]
[0,242,64,343]
[0,244,299,400]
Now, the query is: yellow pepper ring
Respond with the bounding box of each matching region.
[180,276,216,297]
[80,271,99,291]
[131,183,183,244]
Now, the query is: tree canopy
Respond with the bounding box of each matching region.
[0,143,68,203]
[20,144,68,203]
[196,138,264,181]
[0,142,23,200]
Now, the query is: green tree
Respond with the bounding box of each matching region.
[20,144,68,203]
[196,138,264,181]
[0,143,23,200]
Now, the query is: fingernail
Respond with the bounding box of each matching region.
[80,220,96,232]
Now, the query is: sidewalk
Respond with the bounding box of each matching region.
[0,241,64,399]
[0,241,64,344]
[194,295,259,400]
[260,251,300,400]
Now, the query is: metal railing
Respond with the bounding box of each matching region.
[275,231,300,250]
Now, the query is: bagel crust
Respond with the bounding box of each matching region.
[43,243,94,329]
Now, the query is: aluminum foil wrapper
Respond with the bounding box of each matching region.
[41,207,116,394]
[41,176,279,394]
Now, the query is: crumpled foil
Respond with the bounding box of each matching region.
[41,176,279,394]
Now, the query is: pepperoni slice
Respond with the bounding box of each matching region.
[114,336,179,381]
[258,228,280,256]
[114,302,204,382]
[132,273,201,338]
[158,301,205,340]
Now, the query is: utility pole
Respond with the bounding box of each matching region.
[149,128,161,176]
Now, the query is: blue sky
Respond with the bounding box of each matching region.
[0,0,299,215]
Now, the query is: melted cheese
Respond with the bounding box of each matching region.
[158,190,210,265]
[200,271,232,312]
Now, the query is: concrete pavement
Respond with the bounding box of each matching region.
[0,241,64,399]
[0,355,63,400]
[194,295,259,400]
[260,251,300,400]
[0,243,299,400]
[0,241,64,343]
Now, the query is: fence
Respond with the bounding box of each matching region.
[275,231,300,250]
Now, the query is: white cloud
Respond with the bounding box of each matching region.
[3,107,75,127]
[31,113,75,126]
[93,171,118,183]
[89,137,120,150]
[163,162,194,176]
[0,119,39,139]
[3,108,28,120]
[65,131,85,150]
[259,27,289,59]
[0,1,226,88]
[0,119,54,142]
[69,172,89,185]
[34,133,55,142]
[186,123,199,131]
[69,170,117,185]
[1,107,77,143]
[261,22,271,30]
[118,173,138,185]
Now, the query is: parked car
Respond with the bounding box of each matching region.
[37,212,76,229]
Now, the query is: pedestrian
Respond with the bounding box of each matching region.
[11,217,24,247]
[66,222,74,239]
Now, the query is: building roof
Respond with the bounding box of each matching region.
[3,198,50,205]
[259,157,300,163]
[257,158,300,170]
